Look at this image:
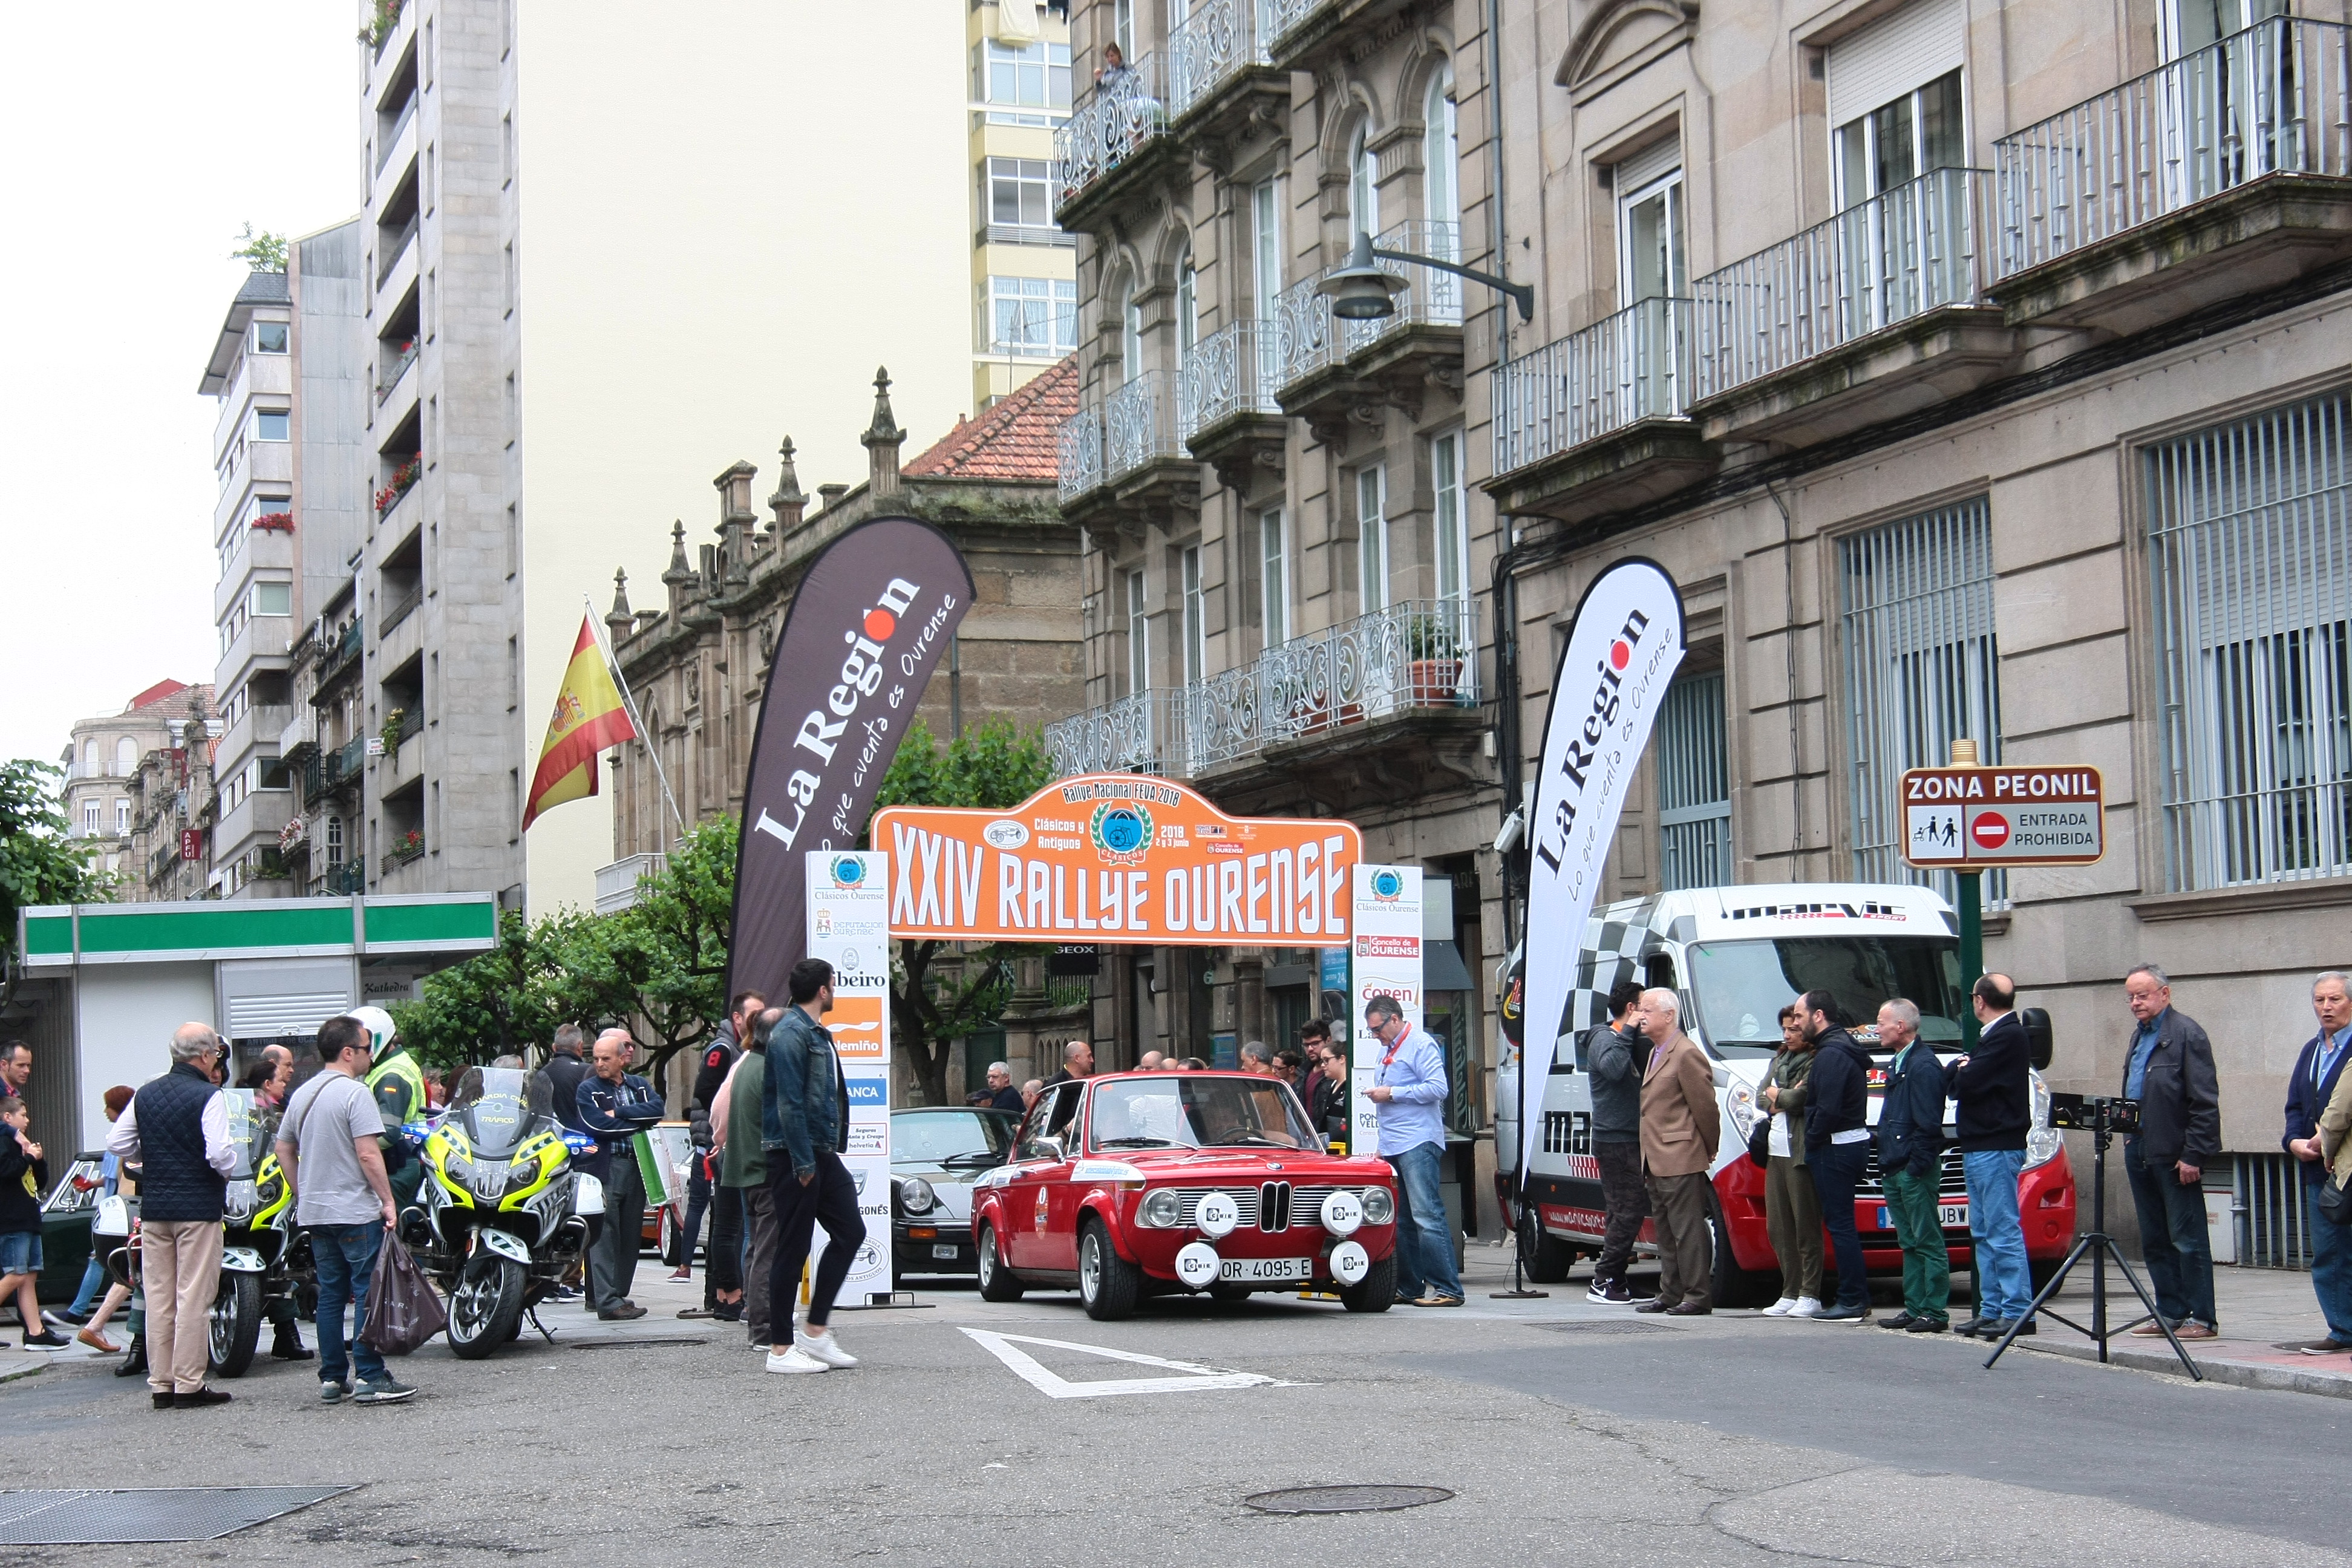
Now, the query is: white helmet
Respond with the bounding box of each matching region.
[349,1005,399,1055]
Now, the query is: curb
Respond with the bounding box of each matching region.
[2016,1335,2352,1399]
[0,1357,50,1386]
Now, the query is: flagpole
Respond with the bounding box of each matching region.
[585,595,687,836]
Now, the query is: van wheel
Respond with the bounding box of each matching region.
[1517,1202,1576,1284]
[1707,1187,1780,1309]
[976,1224,1024,1302]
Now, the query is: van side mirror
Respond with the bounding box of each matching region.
[2020,1007,2054,1071]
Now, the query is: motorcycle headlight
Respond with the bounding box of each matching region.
[508,1154,545,1194]
[1361,1185,1395,1226]
[1724,1079,1759,1140]
[2025,1070,2061,1170]
[224,1179,258,1223]
[1139,1188,1181,1228]
[899,1177,935,1215]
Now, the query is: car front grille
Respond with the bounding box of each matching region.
[1169,1184,1354,1231]
[1851,1144,1968,1200]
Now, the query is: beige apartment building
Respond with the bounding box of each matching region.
[1048,0,2352,1249]
[59,682,215,896]
[970,1,1082,408]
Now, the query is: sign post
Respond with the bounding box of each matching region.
[1347,866,1423,1163]
[805,850,897,1306]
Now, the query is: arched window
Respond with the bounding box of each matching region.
[116,737,138,774]
[1120,278,1143,382]
[1175,247,1198,354]
[1425,69,1459,255]
[1348,124,1379,240]
[82,739,97,774]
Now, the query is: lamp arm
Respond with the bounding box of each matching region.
[1368,246,1535,322]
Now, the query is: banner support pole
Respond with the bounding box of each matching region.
[585,593,687,835]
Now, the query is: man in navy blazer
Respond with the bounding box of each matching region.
[2119,965,2220,1339]
[2285,972,2352,1354]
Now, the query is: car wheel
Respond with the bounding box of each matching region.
[1517,1201,1576,1284]
[1707,1186,1779,1309]
[1077,1221,1141,1321]
[1339,1250,1397,1313]
[976,1223,1024,1302]
[1209,1282,1253,1303]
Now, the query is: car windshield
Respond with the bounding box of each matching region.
[893,1110,1013,1166]
[1088,1076,1315,1151]
[1687,936,1967,1056]
[444,1067,550,1159]
[221,1088,261,1180]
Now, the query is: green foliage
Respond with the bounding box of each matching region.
[230,223,289,273]
[0,760,113,1008]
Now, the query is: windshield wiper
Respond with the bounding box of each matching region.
[1207,1134,1295,1147]
[1094,1135,1180,1148]
[940,1151,1004,1168]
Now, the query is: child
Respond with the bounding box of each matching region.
[0,1097,67,1348]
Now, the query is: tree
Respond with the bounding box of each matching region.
[0,760,113,1011]
[865,717,1055,1106]
[230,223,289,273]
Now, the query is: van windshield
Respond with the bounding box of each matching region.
[1686,936,1966,1056]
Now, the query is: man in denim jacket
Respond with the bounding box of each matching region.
[760,959,862,1375]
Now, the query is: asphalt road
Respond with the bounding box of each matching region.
[5,1250,2349,1568]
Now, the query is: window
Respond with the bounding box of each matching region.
[254,408,289,442]
[116,799,130,835]
[258,757,292,791]
[248,494,292,528]
[253,581,292,616]
[1120,280,1142,382]
[2151,391,2352,890]
[1181,546,1207,685]
[1617,144,1687,304]
[1175,249,1197,354]
[498,0,512,57]
[1839,497,2003,901]
[501,113,515,186]
[1357,466,1389,612]
[1348,126,1378,240]
[1125,570,1149,694]
[980,39,1072,111]
[82,739,96,774]
[1425,71,1459,238]
[253,321,289,354]
[1259,509,1289,647]
[503,243,516,316]
[1834,69,1964,209]
[325,813,344,867]
[1432,431,1469,610]
[82,800,99,835]
[1252,180,1282,321]
[1113,0,1134,63]
[987,276,1077,357]
[988,157,1056,227]
[2166,0,2287,56]
[1658,672,1733,889]
[115,737,137,773]
[423,18,433,85]
[424,143,435,215]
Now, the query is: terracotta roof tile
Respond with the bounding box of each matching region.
[903,353,1077,482]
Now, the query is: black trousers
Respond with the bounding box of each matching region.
[1592,1140,1649,1284]
[767,1151,862,1333]
[705,1180,743,1305]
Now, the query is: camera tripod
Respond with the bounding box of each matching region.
[1983,1094,2202,1379]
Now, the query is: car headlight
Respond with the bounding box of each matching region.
[1723,1079,1759,1140]
[2025,1070,2061,1169]
[1139,1189,1180,1228]
[900,1177,936,1215]
[1361,1185,1395,1226]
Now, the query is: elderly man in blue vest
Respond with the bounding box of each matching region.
[106,1023,237,1409]
[1365,994,1462,1307]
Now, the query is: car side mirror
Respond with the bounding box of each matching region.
[1032,1135,1065,1161]
[2020,1007,2054,1071]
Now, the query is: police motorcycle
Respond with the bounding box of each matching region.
[400,1066,596,1358]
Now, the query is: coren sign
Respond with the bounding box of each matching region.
[1900,766,2105,869]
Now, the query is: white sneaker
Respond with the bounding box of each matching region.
[795,1327,858,1368]
[1762,1297,1797,1318]
[764,1346,829,1375]
[1788,1296,1824,1319]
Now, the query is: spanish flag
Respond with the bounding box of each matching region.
[522,617,639,831]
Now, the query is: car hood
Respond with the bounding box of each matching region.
[892,1159,991,1221]
[1111,1146,1393,1184]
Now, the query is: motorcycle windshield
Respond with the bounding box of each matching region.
[445,1068,551,1160]
[221,1089,261,1180]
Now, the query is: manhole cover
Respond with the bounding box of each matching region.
[0,1486,353,1545]
[1536,1319,1677,1336]
[1244,1485,1454,1515]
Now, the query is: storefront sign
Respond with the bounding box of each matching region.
[1348,865,1424,1155]
[806,850,895,1304]
[179,829,202,863]
[1900,766,2105,867]
[874,774,1363,948]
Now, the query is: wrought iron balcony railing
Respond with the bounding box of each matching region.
[1045,690,1192,779]
[1492,296,1693,478]
[1058,406,1105,505]
[1347,220,1465,350]
[1259,0,1329,51]
[1178,320,1285,442]
[1272,276,1339,392]
[1104,371,1186,483]
[1691,165,1989,403]
[1053,53,1168,213]
[1169,0,1272,120]
[1994,17,2352,277]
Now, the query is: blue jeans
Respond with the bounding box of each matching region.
[68,1255,109,1317]
[1963,1148,2032,1321]
[2309,1179,2352,1342]
[1385,1142,1462,1301]
[311,1223,388,1388]
[1808,1140,1872,1310]
[2124,1140,2216,1328]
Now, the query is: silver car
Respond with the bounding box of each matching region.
[890,1108,1017,1281]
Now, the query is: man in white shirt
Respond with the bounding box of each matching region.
[107,1024,236,1409]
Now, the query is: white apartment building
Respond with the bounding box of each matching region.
[970,1,1080,408]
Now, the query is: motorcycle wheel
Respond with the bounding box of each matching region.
[446,1255,526,1360]
[209,1272,263,1379]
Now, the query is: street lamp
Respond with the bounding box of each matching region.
[1313,230,1535,322]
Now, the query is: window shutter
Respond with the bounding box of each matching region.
[1616,136,1681,194]
[1826,0,1965,127]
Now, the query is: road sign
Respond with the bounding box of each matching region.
[1900,765,2104,867]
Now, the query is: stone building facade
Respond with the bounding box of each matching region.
[60,682,215,899]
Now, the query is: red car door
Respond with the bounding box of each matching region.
[1007,1083,1079,1272]
[1037,1084,1093,1273]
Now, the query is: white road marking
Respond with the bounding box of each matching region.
[959,1327,1301,1399]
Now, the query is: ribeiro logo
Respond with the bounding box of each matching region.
[1535,607,1651,875]
[750,577,921,852]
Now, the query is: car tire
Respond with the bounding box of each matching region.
[1077,1221,1141,1321]
[1209,1283,1253,1303]
[1517,1201,1576,1285]
[976,1224,1024,1302]
[1707,1186,1779,1309]
[1339,1250,1397,1313]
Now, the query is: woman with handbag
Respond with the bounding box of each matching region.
[1757,1002,1825,1318]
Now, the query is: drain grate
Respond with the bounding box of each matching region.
[1535,1319,1679,1336]
[0,1486,354,1545]
[1245,1485,1455,1515]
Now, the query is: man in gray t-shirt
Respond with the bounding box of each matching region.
[275,1016,412,1404]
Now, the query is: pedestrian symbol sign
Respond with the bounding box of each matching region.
[1900,766,2103,868]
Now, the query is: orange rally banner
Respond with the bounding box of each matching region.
[521,616,639,831]
[872,774,1364,947]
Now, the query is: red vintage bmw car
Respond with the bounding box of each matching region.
[970,1071,1401,1319]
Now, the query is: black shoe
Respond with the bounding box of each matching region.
[1906,1317,1950,1333]
[2007,1317,2036,1336]
[56,1309,91,1327]
[21,1330,70,1349]
[1973,1318,2014,1339]
[1953,1316,1993,1338]
[712,1305,743,1323]
[1665,1299,1712,1316]
[596,1304,648,1322]
[151,1390,174,1409]
[1632,1296,1673,1315]
[174,1385,234,1408]
[1878,1312,1919,1331]
[116,1339,147,1377]
[270,1336,315,1361]
[1814,1303,1870,1322]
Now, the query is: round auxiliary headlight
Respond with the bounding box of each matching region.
[1320,1189,1364,1237]
[1195,1189,1240,1239]
[1360,1185,1395,1226]
[1140,1188,1181,1228]
[1174,1241,1221,1291]
[901,1177,936,1215]
[1329,1240,1370,1285]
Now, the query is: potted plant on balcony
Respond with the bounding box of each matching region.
[381,709,407,766]
[250,509,293,534]
[373,452,421,517]
[1406,613,1465,705]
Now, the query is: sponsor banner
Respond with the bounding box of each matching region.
[1900,765,2105,867]
[1519,558,1686,1189]
[1348,866,1423,1155]
[873,774,1362,947]
[727,517,974,1002]
[807,851,895,1303]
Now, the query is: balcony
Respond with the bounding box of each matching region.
[1053,53,1175,227]
[1261,0,1413,77]
[1990,18,2352,335]
[1486,297,1716,523]
[313,618,365,699]
[376,338,418,407]
[1104,371,1198,508]
[1275,222,1468,439]
[376,214,419,291]
[1689,166,2015,448]
[381,582,423,635]
[1045,690,1192,778]
[1168,0,1285,146]
[382,832,425,875]
[594,852,669,915]
[1058,406,1104,506]
[321,861,365,896]
[1178,321,1287,489]
[376,92,416,177]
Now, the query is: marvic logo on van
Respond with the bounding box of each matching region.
[750,577,922,853]
[1534,609,1650,875]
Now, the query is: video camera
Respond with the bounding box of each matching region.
[2046,1091,2139,1135]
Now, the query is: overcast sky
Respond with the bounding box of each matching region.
[0,4,358,765]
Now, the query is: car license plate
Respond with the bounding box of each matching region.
[1875,1204,1969,1229]
[1220,1257,1311,1283]
[932,1243,961,1259]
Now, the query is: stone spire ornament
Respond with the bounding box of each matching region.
[861,366,904,498]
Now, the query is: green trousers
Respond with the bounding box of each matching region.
[1883,1165,1950,1322]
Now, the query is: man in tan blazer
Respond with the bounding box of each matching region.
[1633,989,1721,1315]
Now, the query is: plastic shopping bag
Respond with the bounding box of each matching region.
[358,1228,447,1356]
